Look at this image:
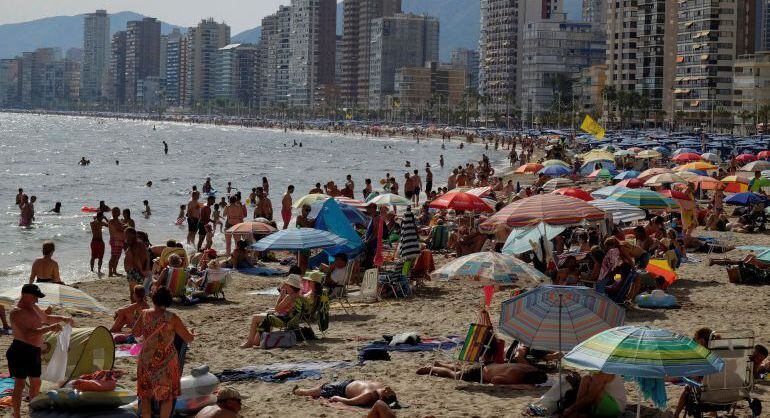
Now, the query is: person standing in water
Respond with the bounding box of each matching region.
[439,155,444,168]
[425,164,433,197]
[18,195,32,227]
[108,207,125,277]
[197,196,215,251]
[281,185,294,230]
[163,141,168,155]
[29,242,62,284]
[186,192,201,246]
[15,189,23,208]
[90,212,108,275]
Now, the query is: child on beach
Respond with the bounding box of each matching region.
[212,204,223,232]
[175,205,185,227]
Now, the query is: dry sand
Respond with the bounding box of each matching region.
[2,229,770,418]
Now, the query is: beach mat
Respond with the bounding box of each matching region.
[215,361,352,383]
[358,337,461,362]
[31,408,137,418]
[236,267,284,276]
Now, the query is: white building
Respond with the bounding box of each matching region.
[81,10,110,101]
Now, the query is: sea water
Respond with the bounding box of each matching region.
[0,113,503,286]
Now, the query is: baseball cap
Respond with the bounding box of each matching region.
[22,284,45,298]
[217,386,245,402]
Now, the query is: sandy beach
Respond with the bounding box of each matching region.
[1,227,770,417]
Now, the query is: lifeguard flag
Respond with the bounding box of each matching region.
[580,115,606,140]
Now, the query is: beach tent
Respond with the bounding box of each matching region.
[41,326,115,383]
[313,198,363,258]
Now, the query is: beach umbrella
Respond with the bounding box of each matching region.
[542,159,569,167]
[552,187,593,201]
[613,170,640,180]
[606,188,674,210]
[514,163,545,174]
[674,161,717,172]
[735,153,756,163]
[686,175,723,190]
[480,194,606,231]
[465,186,493,197]
[672,148,699,157]
[226,221,277,235]
[672,153,702,163]
[429,190,494,212]
[293,193,330,208]
[502,223,567,255]
[588,199,646,223]
[499,285,625,352]
[643,173,688,187]
[542,178,575,192]
[582,150,615,163]
[638,167,672,179]
[757,150,770,160]
[431,251,547,286]
[740,160,770,172]
[587,168,616,180]
[590,185,630,199]
[724,192,769,206]
[652,146,671,156]
[334,196,368,210]
[721,175,750,193]
[614,149,635,157]
[637,150,662,159]
[249,228,348,251]
[309,200,369,225]
[367,193,412,207]
[617,178,645,188]
[0,283,110,315]
[539,165,572,177]
[564,325,724,378]
[700,152,720,163]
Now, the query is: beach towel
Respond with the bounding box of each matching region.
[398,211,420,261]
[214,361,352,383]
[236,266,283,276]
[358,337,461,363]
[0,375,14,396]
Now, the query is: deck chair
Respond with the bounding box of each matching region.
[684,330,762,418]
[160,267,190,300]
[328,257,358,314]
[427,225,449,251]
[356,268,380,303]
[194,268,231,299]
[428,323,494,384]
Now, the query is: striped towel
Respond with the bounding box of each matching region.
[398,211,421,261]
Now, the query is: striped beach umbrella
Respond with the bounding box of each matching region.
[480,194,606,230]
[552,187,593,201]
[564,325,724,378]
[674,161,717,172]
[293,193,330,208]
[638,167,672,180]
[226,221,277,235]
[613,170,640,180]
[587,168,617,180]
[721,175,750,193]
[249,228,347,251]
[431,251,547,286]
[499,286,625,352]
[637,149,662,159]
[739,160,770,172]
[587,199,646,224]
[542,159,570,167]
[539,165,572,177]
[334,196,368,210]
[0,283,110,315]
[368,193,412,207]
[590,185,630,200]
[643,173,688,187]
[606,188,674,210]
[429,190,494,212]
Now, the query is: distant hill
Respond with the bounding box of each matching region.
[0,11,183,59]
[232,27,262,44]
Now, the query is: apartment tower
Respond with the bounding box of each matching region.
[81,10,110,101]
[259,6,292,110]
[125,17,161,105]
[288,0,337,107]
[186,19,231,105]
[479,0,518,115]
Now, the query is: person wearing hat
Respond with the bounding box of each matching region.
[240,274,302,348]
[7,284,74,418]
[195,386,244,418]
[302,270,324,314]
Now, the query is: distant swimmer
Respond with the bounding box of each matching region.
[299,142,303,147]
[78,157,90,166]
[202,177,213,194]
[153,125,156,131]
[163,141,168,155]
[49,202,61,214]
[146,181,153,187]
[98,201,110,213]
[18,195,33,227]
[115,160,119,165]
[142,200,151,218]
[441,143,445,150]
[440,155,444,168]
[293,139,298,147]
[460,143,464,149]
[15,188,23,208]
[405,161,411,168]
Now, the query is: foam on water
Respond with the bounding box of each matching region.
[0,113,504,288]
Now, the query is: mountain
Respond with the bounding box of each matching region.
[232,0,479,61]
[0,11,184,59]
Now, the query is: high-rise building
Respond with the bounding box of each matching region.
[605,0,638,95]
[635,0,678,116]
[450,48,480,93]
[395,62,466,111]
[674,0,757,124]
[107,31,127,104]
[29,48,58,107]
[520,14,604,117]
[125,17,161,105]
[81,9,110,101]
[259,6,292,110]
[215,43,259,107]
[164,29,186,106]
[335,35,343,86]
[288,0,336,107]
[66,48,84,63]
[340,0,402,108]
[762,0,770,51]
[732,52,770,130]
[187,19,231,105]
[582,0,606,26]
[368,13,439,110]
[0,58,21,106]
[42,59,80,107]
[572,63,607,115]
[479,0,518,114]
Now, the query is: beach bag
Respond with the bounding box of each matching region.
[42,324,72,382]
[259,331,297,349]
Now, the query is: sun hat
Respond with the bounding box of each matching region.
[304,271,324,284]
[284,274,302,289]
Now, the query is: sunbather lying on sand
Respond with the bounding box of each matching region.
[293,380,398,417]
[416,361,547,385]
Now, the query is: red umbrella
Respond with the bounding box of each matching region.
[757,150,770,160]
[552,187,594,201]
[480,194,606,231]
[514,163,545,174]
[617,178,645,188]
[429,190,494,212]
[735,153,756,163]
[672,153,702,163]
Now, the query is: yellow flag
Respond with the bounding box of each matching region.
[580,115,605,140]
[344,109,353,120]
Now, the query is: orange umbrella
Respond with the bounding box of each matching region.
[514,163,545,174]
[721,175,750,193]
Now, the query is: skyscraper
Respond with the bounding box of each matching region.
[186,19,231,105]
[215,43,259,106]
[368,13,439,109]
[763,0,770,51]
[107,31,127,104]
[605,1,638,95]
[450,48,480,93]
[635,0,678,116]
[340,0,402,108]
[81,9,110,101]
[259,6,292,110]
[164,29,186,106]
[0,58,21,106]
[582,0,606,26]
[479,0,518,114]
[288,0,337,107]
[125,17,161,105]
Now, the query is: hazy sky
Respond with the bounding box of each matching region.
[0,0,290,33]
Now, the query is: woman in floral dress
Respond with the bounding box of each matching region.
[132,286,194,418]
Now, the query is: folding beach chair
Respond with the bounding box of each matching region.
[684,330,762,418]
[161,267,191,300]
[329,257,359,314]
[196,269,231,299]
[356,268,380,303]
[427,225,449,252]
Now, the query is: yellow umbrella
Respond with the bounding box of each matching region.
[637,150,662,159]
[293,193,330,208]
[582,150,615,163]
[674,161,718,172]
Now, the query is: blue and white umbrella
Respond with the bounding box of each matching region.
[614,170,640,180]
[590,185,630,200]
[309,200,369,225]
[249,228,348,251]
[538,165,572,177]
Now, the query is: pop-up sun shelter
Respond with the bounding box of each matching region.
[41,326,115,383]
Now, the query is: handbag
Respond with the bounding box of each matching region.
[259,331,297,349]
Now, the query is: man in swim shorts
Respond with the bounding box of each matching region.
[108,207,125,277]
[90,212,108,274]
[124,228,149,302]
[293,380,398,416]
[416,362,548,385]
[186,191,201,246]
[7,284,73,418]
[197,195,215,251]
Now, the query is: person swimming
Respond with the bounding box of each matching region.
[49,202,61,214]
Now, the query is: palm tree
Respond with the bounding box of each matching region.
[759,104,770,134]
[738,110,753,134]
